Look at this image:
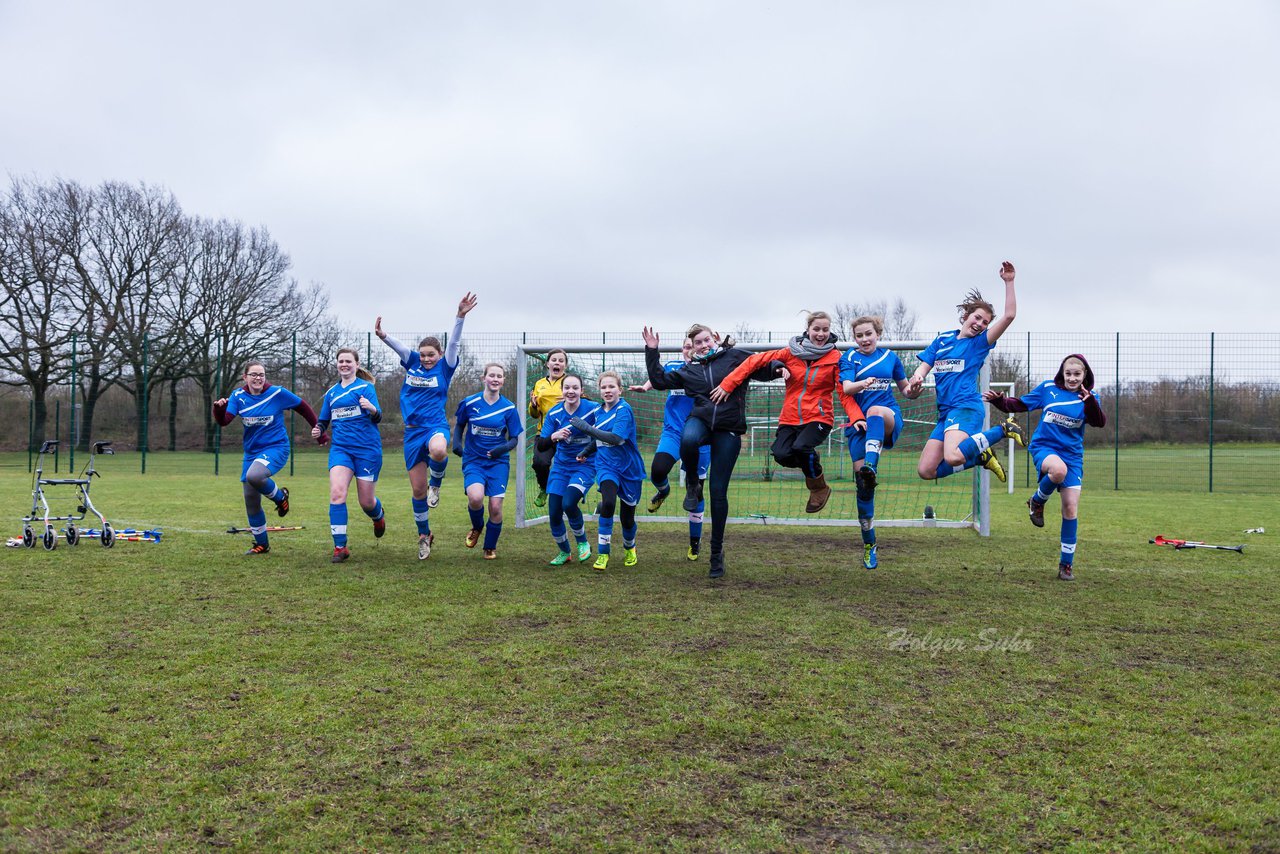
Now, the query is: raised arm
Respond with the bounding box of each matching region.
[1082,390,1106,428]
[982,389,1030,413]
[985,261,1017,344]
[715,348,787,397]
[569,416,624,446]
[445,292,478,367]
[375,316,413,363]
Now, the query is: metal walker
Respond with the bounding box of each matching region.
[21,440,116,550]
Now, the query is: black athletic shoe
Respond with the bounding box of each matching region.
[1057,562,1074,581]
[708,551,725,579]
[683,478,703,513]
[647,487,671,514]
[1027,498,1045,528]
[276,487,290,518]
[245,543,270,556]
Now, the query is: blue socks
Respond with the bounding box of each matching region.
[857,495,876,545]
[1034,475,1058,505]
[411,497,431,536]
[688,509,704,544]
[1060,517,1078,566]
[597,513,614,555]
[248,509,268,546]
[365,498,384,522]
[933,461,957,479]
[957,425,1007,468]
[547,493,570,553]
[484,521,502,550]
[864,416,884,471]
[428,458,447,489]
[330,503,348,547]
[468,506,485,532]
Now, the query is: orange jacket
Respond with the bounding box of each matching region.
[717,347,864,427]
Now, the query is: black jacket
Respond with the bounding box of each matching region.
[645,346,780,434]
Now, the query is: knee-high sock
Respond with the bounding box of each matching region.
[364,498,384,520]
[1060,517,1078,566]
[933,461,957,479]
[484,520,502,550]
[688,509,704,545]
[864,416,885,471]
[411,497,431,536]
[597,513,614,555]
[248,509,268,546]
[957,425,1007,468]
[468,506,485,532]
[547,493,569,552]
[428,457,447,488]
[565,501,587,544]
[330,503,348,547]
[1034,476,1059,505]
[857,495,876,545]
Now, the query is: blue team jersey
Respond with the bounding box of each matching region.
[397,351,457,428]
[319,379,382,454]
[918,330,995,411]
[584,399,646,482]
[1020,382,1101,463]
[454,392,523,463]
[226,385,302,456]
[661,359,696,432]
[839,348,906,413]
[540,399,600,467]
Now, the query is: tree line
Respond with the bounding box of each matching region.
[0,177,336,452]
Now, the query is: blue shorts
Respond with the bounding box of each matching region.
[656,428,710,478]
[598,473,643,506]
[463,458,510,497]
[548,463,594,500]
[928,405,986,442]
[403,425,450,470]
[241,446,289,481]
[329,446,382,481]
[846,412,904,463]
[1032,447,1084,489]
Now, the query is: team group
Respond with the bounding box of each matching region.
[215,261,1106,581]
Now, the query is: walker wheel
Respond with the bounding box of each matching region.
[22,526,34,548]
[43,525,57,551]
[101,523,115,548]
[66,524,80,546]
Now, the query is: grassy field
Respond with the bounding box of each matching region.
[1,451,1277,850]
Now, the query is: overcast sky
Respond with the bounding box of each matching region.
[3,0,1278,338]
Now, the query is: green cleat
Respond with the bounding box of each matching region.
[863,543,878,569]
[624,547,638,567]
[593,554,609,572]
[548,550,571,566]
[577,541,592,563]
[687,540,700,561]
[979,448,1007,483]
[534,489,548,508]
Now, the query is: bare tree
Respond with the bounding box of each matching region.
[833,298,920,341]
[0,178,78,443]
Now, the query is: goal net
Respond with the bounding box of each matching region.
[513,342,1009,535]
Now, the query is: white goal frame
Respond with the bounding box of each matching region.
[514,343,1010,536]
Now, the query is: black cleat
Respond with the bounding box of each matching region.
[856,466,878,502]
[276,487,290,517]
[682,478,703,513]
[1027,498,1045,528]
[245,543,270,556]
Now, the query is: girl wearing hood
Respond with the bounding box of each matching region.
[709,311,865,514]
[907,262,1026,484]
[643,324,784,579]
[984,354,1106,581]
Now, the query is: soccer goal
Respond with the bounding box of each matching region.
[513,342,1012,536]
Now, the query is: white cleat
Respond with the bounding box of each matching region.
[417,533,434,560]
[426,485,441,509]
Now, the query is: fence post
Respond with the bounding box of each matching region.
[1025,330,1032,488]
[28,400,33,473]
[214,339,222,476]
[141,334,149,474]
[290,332,297,477]
[1209,332,1215,493]
[70,333,77,473]
[1114,332,1120,491]
[54,399,60,473]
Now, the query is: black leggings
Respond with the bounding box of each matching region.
[532,443,554,490]
[771,422,832,478]
[596,480,637,529]
[680,418,742,555]
[650,451,678,487]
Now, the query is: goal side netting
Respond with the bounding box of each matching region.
[513,343,1009,535]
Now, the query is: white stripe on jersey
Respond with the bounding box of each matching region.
[855,351,892,376]
[238,387,285,414]
[469,404,516,423]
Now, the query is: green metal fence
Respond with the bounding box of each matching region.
[9,331,1278,494]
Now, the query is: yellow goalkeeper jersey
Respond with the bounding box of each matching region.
[528,376,564,431]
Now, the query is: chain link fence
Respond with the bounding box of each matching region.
[4,331,1277,494]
